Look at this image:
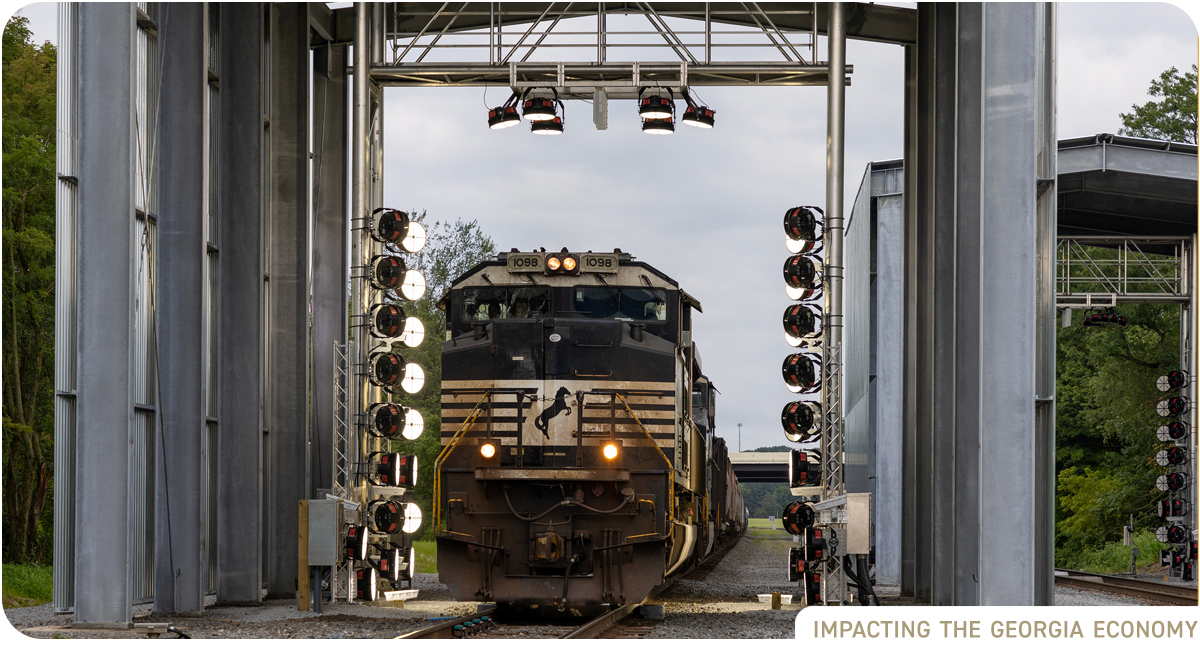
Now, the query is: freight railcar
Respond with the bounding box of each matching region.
[434,248,746,607]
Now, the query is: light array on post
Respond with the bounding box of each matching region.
[1154,369,1194,580]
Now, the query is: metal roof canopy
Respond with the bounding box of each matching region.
[1057,133,1198,241]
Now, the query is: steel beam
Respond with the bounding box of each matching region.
[311,41,350,495]
[265,3,311,598]
[73,1,137,626]
[155,1,206,616]
[217,1,265,605]
[975,2,1041,606]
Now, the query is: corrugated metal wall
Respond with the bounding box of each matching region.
[843,165,874,494]
[52,2,79,614]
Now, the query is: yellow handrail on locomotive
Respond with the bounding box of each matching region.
[614,392,674,529]
[433,391,492,530]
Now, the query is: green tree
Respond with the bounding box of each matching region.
[2,14,57,564]
[1118,64,1198,144]
[388,214,495,537]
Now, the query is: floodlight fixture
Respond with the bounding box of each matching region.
[1158,370,1189,392]
[369,304,406,339]
[783,303,821,346]
[399,316,425,348]
[781,500,815,535]
[1156,446,1187,466]
[1157,472,1187,492]
[367,402,405,438]
[782,353,820,394]
[371,210,410,244]
[681,105,715,128]
[638,94,674,119]
[1157,396,1189,417]
[371,500,402,533]
[346,525,369,561]
[523,97,558,121]
[781,400,821,440]
[355,567,377,601]
[369,351,406,388]
[1156,524,1189,544]
[488,104,521,129]
[1158,421,1189,442]
[401,502,423,535]
[641,117,675,134]
[401,408,424,440]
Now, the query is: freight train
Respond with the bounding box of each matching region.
[434,248,746,608]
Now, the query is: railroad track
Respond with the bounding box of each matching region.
[1055,569,1197,606]
[401,532,746,639]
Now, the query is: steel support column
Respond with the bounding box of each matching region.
[155,2,206,615]
[73,1,137,625]
[265,3,311,598]
[311,39,350,494]
[903,2,1053,605]
[217,1,265,605]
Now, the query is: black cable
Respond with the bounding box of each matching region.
[167,625,191,639]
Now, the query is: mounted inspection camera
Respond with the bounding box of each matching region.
[781,400,821,441]
[782,352,821,394]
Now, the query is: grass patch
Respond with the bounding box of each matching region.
[1070,529,1169,574]
[412,540,437,575]
[3,564,53,608]
[747,517,784,529]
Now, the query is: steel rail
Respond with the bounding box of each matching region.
[1055,569,1198,606]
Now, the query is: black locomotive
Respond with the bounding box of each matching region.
[434,248,746,607]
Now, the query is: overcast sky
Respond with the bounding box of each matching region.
[7,2,1198,451]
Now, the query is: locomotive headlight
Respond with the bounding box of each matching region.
[401,408,424,440]
[546,256,562,271]
[399,316,425,348]
[400,221,426,253]
[401,502,423,534]
[603,443,619,460]
[400,362,425,394]
[562,256,578,272]
[369,304,406,339]
[400,269,427,301]
[480,443,497,459]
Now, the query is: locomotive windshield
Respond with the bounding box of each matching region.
[461,286,551,321]
[572,287,667,321]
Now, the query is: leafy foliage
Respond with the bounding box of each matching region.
[389,214,495,539]
[2,14,56,564]
[1118,64,1198,144]
[1055,301,1179,567]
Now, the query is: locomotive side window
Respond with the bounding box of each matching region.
[461,286,550,321]
[572,287,667,321]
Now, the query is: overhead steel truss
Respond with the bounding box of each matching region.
[360,2,857,93]
[1056,236,1191,305]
